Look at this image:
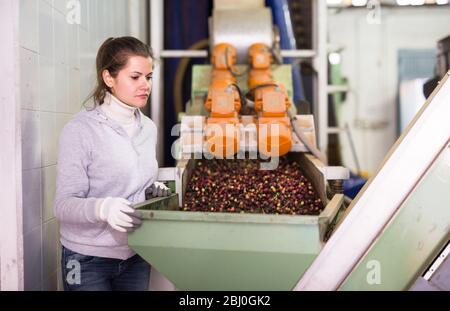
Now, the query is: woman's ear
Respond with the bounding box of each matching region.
[102,69,114,88]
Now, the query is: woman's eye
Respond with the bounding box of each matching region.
[146,76,153,81]
[131,76,139,80]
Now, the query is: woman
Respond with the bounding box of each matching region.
[54,36,170,291]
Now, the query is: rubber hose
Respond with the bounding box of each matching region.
[174,39,210,119]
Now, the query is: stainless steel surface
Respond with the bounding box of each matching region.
[211,8,273,64]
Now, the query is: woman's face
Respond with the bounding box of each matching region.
[103,55,153,108]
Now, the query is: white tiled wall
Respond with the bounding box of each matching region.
[19,0,139,291]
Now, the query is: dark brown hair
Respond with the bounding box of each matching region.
[86,36,154,106]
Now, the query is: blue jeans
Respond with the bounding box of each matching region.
[61,246,150,291]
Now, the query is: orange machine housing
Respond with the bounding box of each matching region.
[248,43,273,89]
[248,43,292,157]
[204,43,241,158]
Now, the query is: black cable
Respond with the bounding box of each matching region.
[245,83,280,100]
[229,83,247,108]
[225,47,247,77]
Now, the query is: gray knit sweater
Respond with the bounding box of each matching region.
[54,103,158,260]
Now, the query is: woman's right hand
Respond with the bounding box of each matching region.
[95,197,142,233]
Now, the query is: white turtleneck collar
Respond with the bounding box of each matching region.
[100,92,139,137]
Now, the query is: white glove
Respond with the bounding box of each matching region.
[95,197,142,233]
[145,181,172,198]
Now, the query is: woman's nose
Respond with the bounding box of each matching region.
[141,77,151,90]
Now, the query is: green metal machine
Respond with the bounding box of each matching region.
[127,58,349,290]
[128,153,346,291]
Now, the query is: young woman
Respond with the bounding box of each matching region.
[54,37,170,291]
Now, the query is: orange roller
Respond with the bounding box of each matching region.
[211,43,237,70]
[248,43,273,89]
[205,80,241,117]
[247,43,293,157]
[204,82,241,158]
[204,121,240,158]
[257,117,292,158]
[204,44,242,158]
[252,83,292,157]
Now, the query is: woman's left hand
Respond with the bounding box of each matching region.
[145,181,172,199]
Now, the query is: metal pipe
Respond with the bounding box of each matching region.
[280,49,316,58]
[158,49,316,59]
[160,50,208,58]
[345,122,361,176]
[150,0,164,164]
[129,0,140,40]
[312,0,328,154]
[327,84,350,94]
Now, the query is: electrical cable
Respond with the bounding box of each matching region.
[245,83,280,99]
[225,47,247,77]
[287,109,328,165]
[229,83,247,108]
